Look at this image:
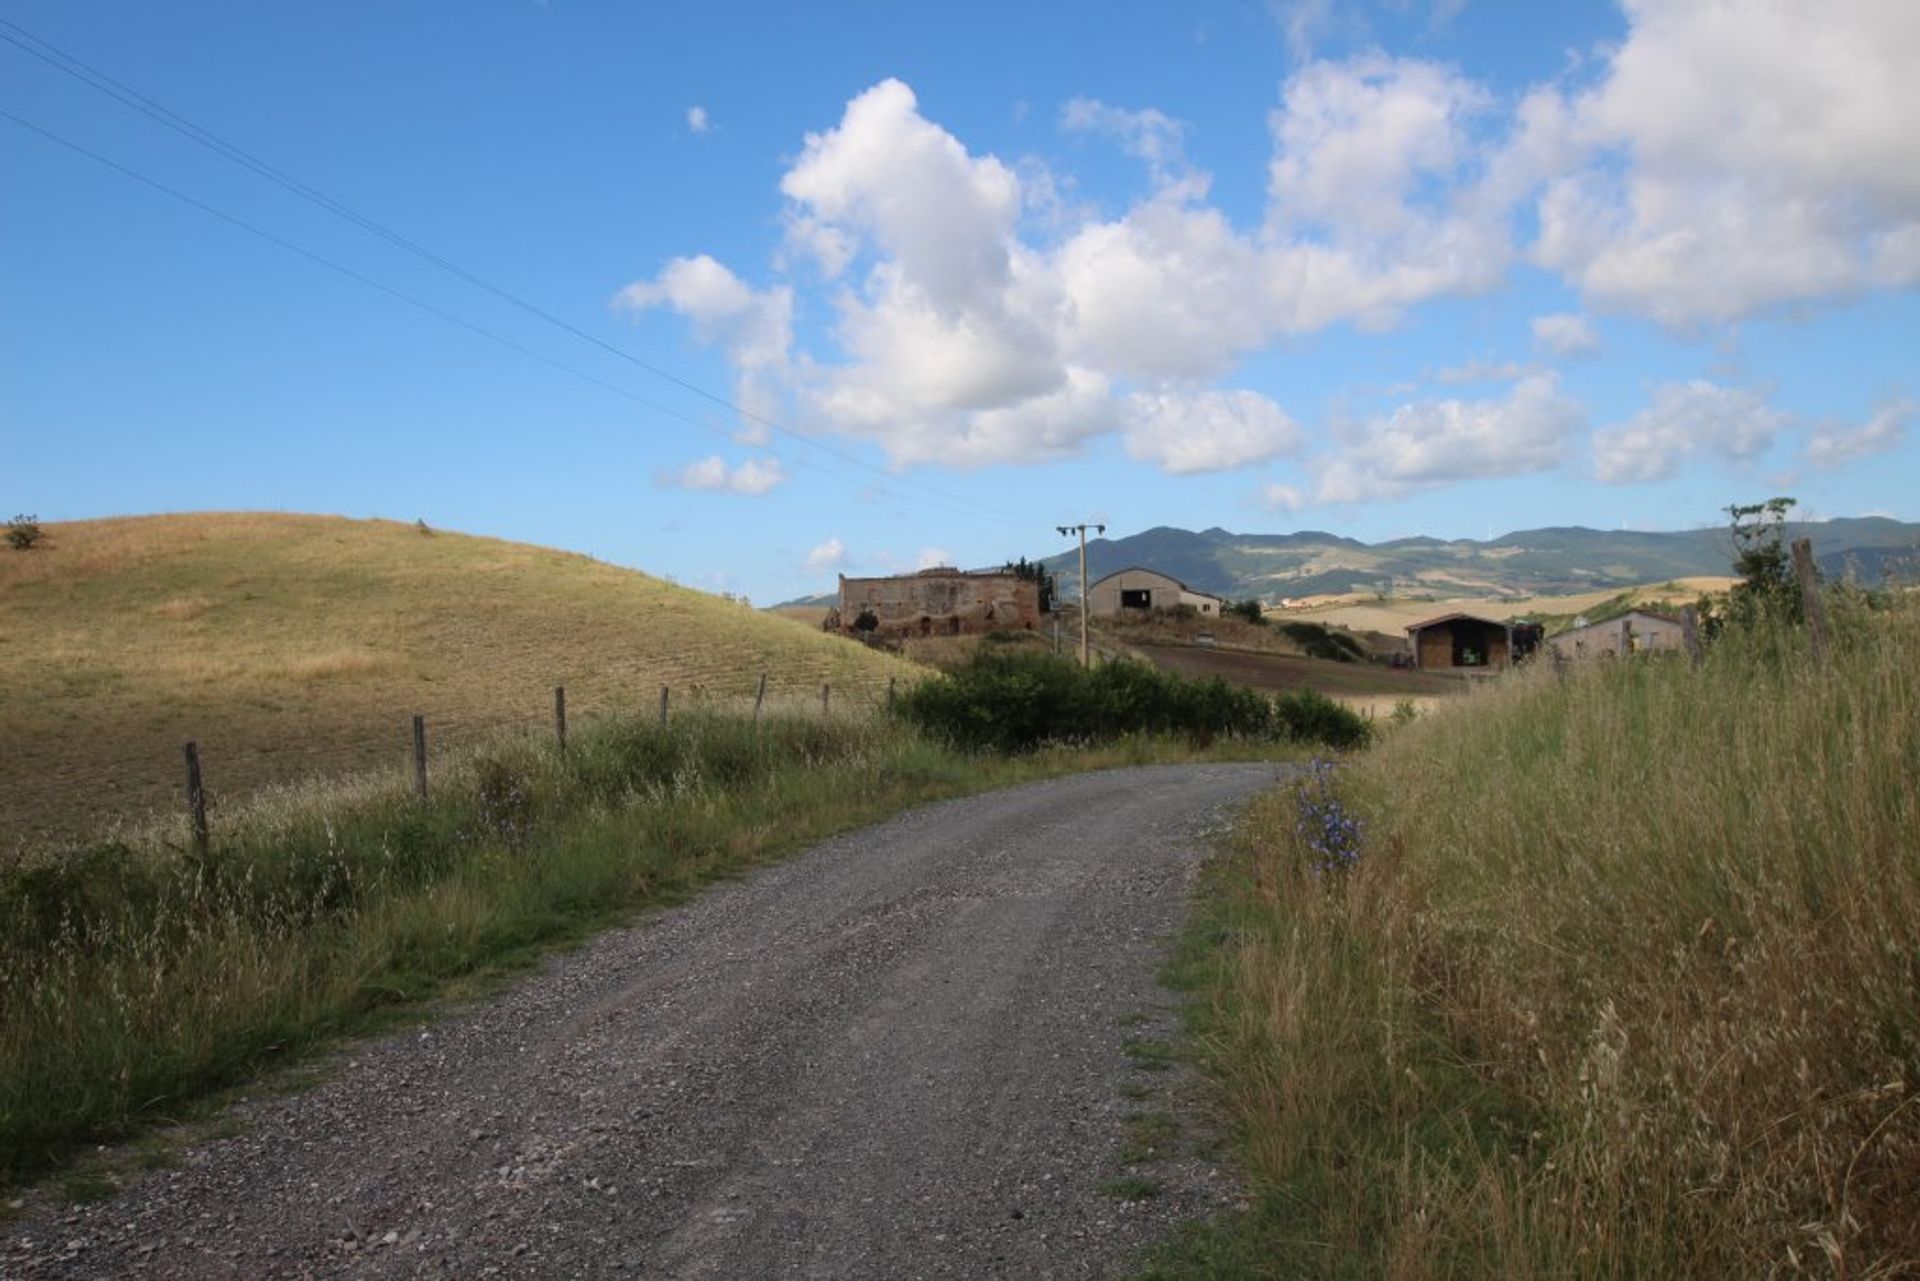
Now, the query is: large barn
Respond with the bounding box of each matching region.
[1086,567,1224,618]
[837,568,1041,639]
[1405,611,1514,670]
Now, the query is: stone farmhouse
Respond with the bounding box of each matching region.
[837,567,1042,639]
[1086,567,1224,618]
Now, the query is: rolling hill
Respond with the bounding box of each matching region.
[0,513,918,851]
[1035,518,1920,602]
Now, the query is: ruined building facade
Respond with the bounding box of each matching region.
[838,568,1042,639]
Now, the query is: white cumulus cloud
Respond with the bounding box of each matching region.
[1531,312,1598,356]
[686,105,712,135]
[613,255,793,434]
[667,455,787,495]
[1804,397,1913,470]
[1593,381,1788,484]
[1314,374,1584,503]
[1530,0,1920,325]
[803,537,848,573]
[1122,389,1303,475]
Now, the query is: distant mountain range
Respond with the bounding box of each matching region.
[772,518,1920,609]
[1029,518,1920,603]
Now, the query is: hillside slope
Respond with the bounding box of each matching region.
[0,513,917,849]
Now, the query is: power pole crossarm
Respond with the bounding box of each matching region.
[1057,522,1105,668]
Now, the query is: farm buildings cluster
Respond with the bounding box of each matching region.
[832,561,1689,671]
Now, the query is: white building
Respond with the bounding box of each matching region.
[1546,610,1688,659]
[1086,567,1224,617]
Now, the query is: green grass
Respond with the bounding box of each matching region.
[0,705,1292,1189]
[0,512,919,851]
[1157,595,1920,1278]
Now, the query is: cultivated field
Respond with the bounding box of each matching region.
[0,513,918,851]
[1281,576,1738,635]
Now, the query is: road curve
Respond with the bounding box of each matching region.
[5,762,1282,1280]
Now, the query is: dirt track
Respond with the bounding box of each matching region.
[3,763,1282,1280]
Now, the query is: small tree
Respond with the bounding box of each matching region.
[1722,497,1800,629]
[1226,598,1265,625]
[6,514,43,551]
[1003,555,1058,612]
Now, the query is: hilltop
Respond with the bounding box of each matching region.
[1035,518,1920,601]
[0,513,917,849]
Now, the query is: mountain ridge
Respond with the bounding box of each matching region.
[1025,518,1920,602]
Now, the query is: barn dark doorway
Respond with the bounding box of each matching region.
[1120,588,1151,610]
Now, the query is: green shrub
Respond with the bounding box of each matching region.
[892,649,1368,753]
[1226,598,1266,625]
[1272,687,1373,750]
[6,514,43,551]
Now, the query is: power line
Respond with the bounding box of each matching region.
[0,17,1029,528]
[0,107,1018,527]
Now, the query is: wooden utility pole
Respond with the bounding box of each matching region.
[553,686,568,752]
[1791,537,1831,666]
[1056,522,1105,668]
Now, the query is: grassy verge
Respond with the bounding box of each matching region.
[0,709,1289,1188]
[1158,598,1920,1277]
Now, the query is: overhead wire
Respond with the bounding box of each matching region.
[0,107,1026,528]
[0,17,1031,528]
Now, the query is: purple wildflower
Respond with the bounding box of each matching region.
[1295,758,1361,873]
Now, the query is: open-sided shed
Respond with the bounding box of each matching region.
[1406,612,1513,670]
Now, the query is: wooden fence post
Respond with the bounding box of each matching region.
[658,684,670,727]
[1679,606,1704,666]
[821,682,831,717]
[553,685,568,752]
[1791,537,1831,666]
[1619,617,1632,657]
[886,675,896,712]
[183,741,209,855]
[411,714,428,801]
[751,672,767,723]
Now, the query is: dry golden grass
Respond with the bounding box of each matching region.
[1194,598,1920,1276]
[0,513,920,851]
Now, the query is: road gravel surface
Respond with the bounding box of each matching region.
[4,762,1282,1280]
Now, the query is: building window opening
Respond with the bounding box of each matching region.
[1120,588,1151,610]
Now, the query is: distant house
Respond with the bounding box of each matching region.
[1086,567,1224,618]
[1405,611,1514,670]
[838,567,1040,639]
[1546,610,1687,660]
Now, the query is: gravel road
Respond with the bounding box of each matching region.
[4,762,1281,1280]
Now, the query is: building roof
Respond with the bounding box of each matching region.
[1404,611,1513,634]
[1553,609,1684,638]
[1087,566,1224,601]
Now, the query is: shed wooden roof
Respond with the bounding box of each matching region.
[1404,611,1513,634]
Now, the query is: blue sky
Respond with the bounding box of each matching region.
[4,0,1916,603]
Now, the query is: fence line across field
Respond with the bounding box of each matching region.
[172,668,901,842]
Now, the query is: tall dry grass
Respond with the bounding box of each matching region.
[1176,596,1919,1278]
